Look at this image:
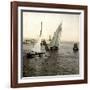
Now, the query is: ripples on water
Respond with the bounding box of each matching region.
[23,42,79,77]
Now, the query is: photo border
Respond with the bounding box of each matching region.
[11,1,88,88]
[18,6,84,83]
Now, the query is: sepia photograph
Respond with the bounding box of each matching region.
[22,10,80,77]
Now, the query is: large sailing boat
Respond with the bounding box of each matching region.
[50,22,62,50]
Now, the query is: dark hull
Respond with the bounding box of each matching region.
[73,48,78,52]
[26,52,45,58]
[50,46,58,51]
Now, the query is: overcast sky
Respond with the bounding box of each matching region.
[23,11,80,42]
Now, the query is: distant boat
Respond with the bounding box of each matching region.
[73,43,79,52]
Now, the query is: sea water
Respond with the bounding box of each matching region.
[23,42,79,77]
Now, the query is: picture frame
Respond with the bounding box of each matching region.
[11,1,88,88]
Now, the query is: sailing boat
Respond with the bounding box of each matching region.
[50,22,62,51]
[26,22,46,58]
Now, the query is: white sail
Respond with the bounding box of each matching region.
[50,22,62,48]
[31,37,42,53]
[31,22,46,53]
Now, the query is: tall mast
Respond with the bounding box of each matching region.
[40,21,42,37]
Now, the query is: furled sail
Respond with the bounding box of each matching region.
[50,22,62,48]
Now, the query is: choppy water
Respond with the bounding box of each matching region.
[23,42,79,77]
